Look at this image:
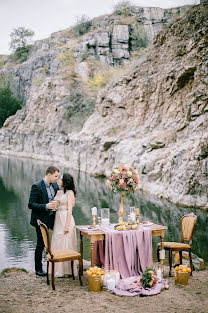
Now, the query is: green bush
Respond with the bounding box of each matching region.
[113,0,132,16]
[130,25,148,50]
[72,15,92,36]
[0,85,22,127]
[11,45,33,63]
[0,58,4,68]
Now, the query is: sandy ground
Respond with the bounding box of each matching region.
[0,264,207,313]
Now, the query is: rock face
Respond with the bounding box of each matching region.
[0,4,207,209]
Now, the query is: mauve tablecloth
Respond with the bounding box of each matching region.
[97,226,153,278]
[112,275,168,296]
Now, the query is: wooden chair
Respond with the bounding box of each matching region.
[157,213,197,277]
[37,219,83,290]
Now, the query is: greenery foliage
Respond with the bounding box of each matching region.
[141,268,158,288]
[113,0,133,16]
[11,45,33,63]
[130,25,148,49]
[0,58,4,68]
[9,27,34,51]
[9,27,34,63]
[0,85,22,127]
[72,15,92,36]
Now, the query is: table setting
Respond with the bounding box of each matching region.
[76,164,168,295]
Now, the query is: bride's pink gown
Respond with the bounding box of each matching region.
[49,190,78,277]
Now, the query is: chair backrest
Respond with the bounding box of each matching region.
[181,213,197,244]
[37,219,52,256]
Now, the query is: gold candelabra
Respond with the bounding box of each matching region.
[92,215,96,227]
[135,208,140,225]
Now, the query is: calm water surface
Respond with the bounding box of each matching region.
[0,155,207,272]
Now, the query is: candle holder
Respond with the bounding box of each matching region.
[135,208,140,225]
[101,208,110,227]
[127,215,130,224]
[92,215,96,227]
[98,217,101,227]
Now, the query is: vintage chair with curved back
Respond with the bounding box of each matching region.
[37,219,83,290]
[157,213,197,277]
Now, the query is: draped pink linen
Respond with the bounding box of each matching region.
[112,275,168,296]
[94,240,105,266]
[104,228,153,278]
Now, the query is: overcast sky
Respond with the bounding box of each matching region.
[0,0,200,54]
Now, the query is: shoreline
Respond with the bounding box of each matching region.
[0,265,207,313]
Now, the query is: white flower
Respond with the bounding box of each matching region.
[127,171,132,177]
[113,169,119,174]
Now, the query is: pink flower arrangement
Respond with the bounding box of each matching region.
[107,164,139,196]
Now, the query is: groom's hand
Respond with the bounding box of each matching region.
[46,202,56,210]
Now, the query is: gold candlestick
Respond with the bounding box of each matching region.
[127,215,130,224]
[98,217,101,227]
[92,215,96,227]
[135,208,140,225]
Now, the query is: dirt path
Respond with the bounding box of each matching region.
[0,266,207,313]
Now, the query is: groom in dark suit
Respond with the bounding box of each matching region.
[28,165,60,276]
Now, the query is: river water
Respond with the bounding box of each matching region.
[0,155,207,272]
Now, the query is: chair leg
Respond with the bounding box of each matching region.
[179,251,182,265]
[169,249,173,277]
[52,261,55,290]
[157,246,160,262]
[189,250,193,275]
[79,258,83,286]
[71,261,75,280]
[47,260,50,285]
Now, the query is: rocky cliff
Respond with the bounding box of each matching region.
[0,4,207,209]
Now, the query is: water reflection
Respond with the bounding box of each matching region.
[0,155,207,272]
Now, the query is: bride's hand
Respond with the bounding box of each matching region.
[64,226,69,234]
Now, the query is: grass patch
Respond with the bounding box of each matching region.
[1,267,28,275]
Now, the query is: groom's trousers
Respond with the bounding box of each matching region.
[35,226,45,271]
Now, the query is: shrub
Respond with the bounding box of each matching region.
[130,25,148,49]
[113,0,133,16]
[72,15,92,36]
[0,58,4,68]
[10,45,33,63]
[0,85,23,127]
[88,71,111,90]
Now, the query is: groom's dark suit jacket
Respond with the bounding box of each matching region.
[28,179,59,229]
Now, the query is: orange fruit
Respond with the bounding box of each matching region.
[175,266,179,271]
[187,268,191,273]
[182,268,187,272]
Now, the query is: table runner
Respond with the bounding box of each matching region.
[93,225,153,278]
[104,227,153,278]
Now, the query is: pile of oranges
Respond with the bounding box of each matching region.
[86,266,105,277]
[175,264,191,273]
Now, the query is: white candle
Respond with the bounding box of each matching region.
[157,268,162,282]
[91,207,97,215]
[103,273,111,287]
[159,249,165,259]
[106,278,116,291]
[130,212,136,221]
[101,218,109,227]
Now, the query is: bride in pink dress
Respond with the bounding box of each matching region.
[50,173,78,277]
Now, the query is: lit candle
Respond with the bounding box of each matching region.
[159,249,165,260]
[130,212,136,221]
[106,278,116,291]
[91,207,97,215]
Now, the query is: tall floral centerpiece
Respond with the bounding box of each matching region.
[107,164,140,223]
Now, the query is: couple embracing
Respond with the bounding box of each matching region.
[28,166,77,277]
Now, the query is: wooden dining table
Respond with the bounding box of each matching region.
[76,223,168,275]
